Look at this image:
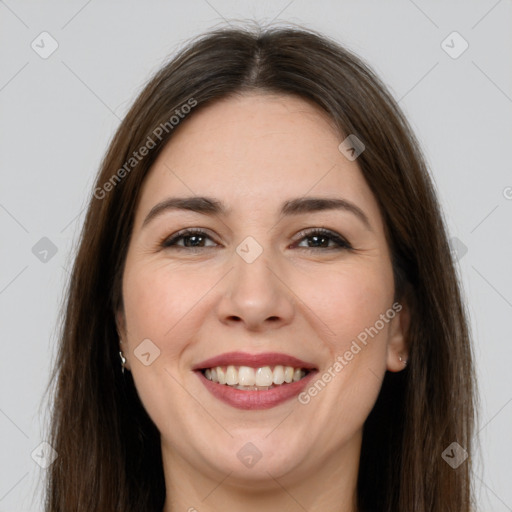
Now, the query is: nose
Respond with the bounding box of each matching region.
[215,247,295,332]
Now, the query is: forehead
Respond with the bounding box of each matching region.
[135,93,382,227]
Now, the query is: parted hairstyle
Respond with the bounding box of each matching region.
[43,24,476,512]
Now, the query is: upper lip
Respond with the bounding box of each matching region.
[192,351,317,371]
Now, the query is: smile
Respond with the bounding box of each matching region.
[193,351,318,409]
[195,366,318,410]
[201,364,309,389]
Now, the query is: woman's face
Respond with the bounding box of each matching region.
[118,93,408,489]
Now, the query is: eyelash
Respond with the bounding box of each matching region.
[161,227,352,252]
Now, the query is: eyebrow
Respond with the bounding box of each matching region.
[142,196,372,231]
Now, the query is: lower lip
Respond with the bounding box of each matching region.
[195,369,318,410]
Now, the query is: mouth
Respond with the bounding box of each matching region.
[198,364,313,390]
[192,351,318,410]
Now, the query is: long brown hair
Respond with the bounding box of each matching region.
[43,25,476,511]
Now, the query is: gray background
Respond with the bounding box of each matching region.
[1,1,511,510]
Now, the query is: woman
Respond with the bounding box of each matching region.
[44,25,476,511]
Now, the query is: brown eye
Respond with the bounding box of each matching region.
[161,227,351,252]
[294,228,352,250]
[162,229,217,249]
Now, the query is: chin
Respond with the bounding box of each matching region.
[207,433,311,483]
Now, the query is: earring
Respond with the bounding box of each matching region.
[399,355,408,367]
[119,350,127,374]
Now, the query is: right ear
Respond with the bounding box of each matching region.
[115,309,126,340]
[115,309,131,370]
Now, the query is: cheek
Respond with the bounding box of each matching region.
[296,260,395,353]
[122,260,209,343]
[121,261,202,426]
[288,261,396,452]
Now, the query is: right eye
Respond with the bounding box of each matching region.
[161,228,218,250]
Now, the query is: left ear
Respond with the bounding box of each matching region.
[386,298,410,372]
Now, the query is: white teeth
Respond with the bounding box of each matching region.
[284,366,294,383]
[273,365,285,385]
[233,385,272,391]
[203,364,309,388]
[225,365,238,385]
[255,366,274,386]
[217,366,226,384]
[238,366,255,386]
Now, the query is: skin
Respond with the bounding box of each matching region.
[117,92,409,512]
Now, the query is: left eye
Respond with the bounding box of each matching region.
[294,228,351,250]
[161,228,351,251]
